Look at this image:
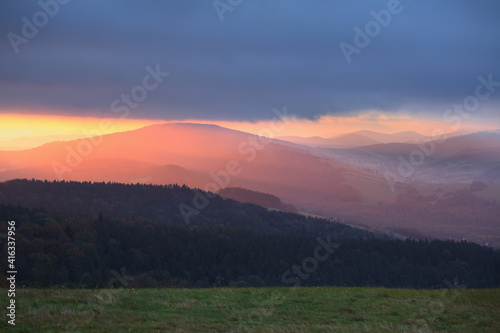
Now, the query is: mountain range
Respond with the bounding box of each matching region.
[0,123,499,247]
[277,130,432,148]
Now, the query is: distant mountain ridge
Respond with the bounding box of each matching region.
[333,130,430,144]
[218,187,297,212]
[277,130,433,148]
[0,124,499,247]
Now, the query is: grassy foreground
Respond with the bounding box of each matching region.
[1,287,499,332]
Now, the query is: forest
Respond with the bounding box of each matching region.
[0,179,499,289]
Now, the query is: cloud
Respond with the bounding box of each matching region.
[0,0,499,121]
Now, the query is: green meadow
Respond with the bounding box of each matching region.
[1,287,499,332]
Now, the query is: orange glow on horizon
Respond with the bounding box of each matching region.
[196,112,481,138]
[0,113,164,150]
[0,110,495,150]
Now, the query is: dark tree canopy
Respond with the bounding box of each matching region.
[0,179,499,289]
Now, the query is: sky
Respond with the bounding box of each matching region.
[1,0,500,142]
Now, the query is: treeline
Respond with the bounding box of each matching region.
[218,187,298,212]
[0,179,378,239]
[1,203,499,289]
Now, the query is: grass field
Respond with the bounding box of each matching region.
[1,287,499,332]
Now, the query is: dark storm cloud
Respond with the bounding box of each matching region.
[0,0,499,121]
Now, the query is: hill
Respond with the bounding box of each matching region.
[0,179,372,238]
[0,123,391,230]
[0,180,499,289]
[276,134,379,148]
[277,130,432,148]
[342,130,430,144]
[218,187,297,212]
[0,124,499,247]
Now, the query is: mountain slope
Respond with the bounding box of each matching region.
[0,179,373,239]
[277,130,433,148]
[341,130,430,144]
[276,134,378,148]
[0,124,499,247]
[314,130,500,183]
[0,123,380,210]
[218,187,297,212]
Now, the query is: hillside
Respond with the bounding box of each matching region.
[0,123,392,227]
[277,130,432,148]
[0,179,372,238]
[0,123,372,209]
[218,187,297,212]
[0,124,499,246]
[276,134,379,148]
[0,180,499,289]
[342,130,430,143]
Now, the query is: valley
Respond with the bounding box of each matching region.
[1,124,499,247]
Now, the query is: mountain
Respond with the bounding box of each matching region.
[2,181,499,289]
[277,130,433,149]
[356,130,500,157]
[312,130,500,183]
[276,134,378,148]
[218,187,297,212]
[0,123,373,211]
[0,179,373,239]
[328,133,379,147]
[340,130,430,144]
[0,124,499,247]
[274,136,336,147]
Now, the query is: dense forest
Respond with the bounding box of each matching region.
[218,187,298,212]
[0,179,378,239]
[0,180,499,289]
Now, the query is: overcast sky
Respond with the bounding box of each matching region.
[1,0,499,122]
